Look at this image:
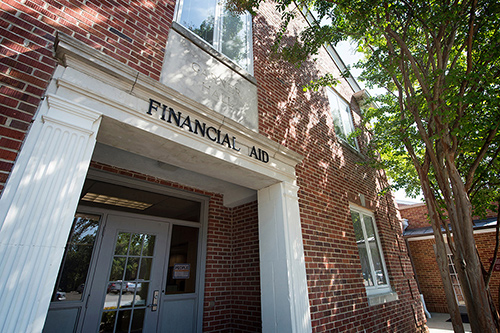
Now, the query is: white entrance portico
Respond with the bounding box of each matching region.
[0,33,312,333]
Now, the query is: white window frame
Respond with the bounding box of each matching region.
[174,0,253,74]
[350,205,392,297]
[326,87,359,150]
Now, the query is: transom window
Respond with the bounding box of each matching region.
[175,0,253,73]
[351,206,391,295]
[326,87,358,149]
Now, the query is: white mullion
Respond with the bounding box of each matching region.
[360,212,378,288]
[345,104,359,150]
[213,0,222,52]
[371,214,391,289]
[174,0,183,22]
[246,12,254,74]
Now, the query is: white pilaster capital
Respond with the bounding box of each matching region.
[44,94,102,132]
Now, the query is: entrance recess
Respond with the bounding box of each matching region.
[43,176,205,333]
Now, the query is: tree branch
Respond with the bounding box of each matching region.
[385,27,433,103]
[465,125,499,192]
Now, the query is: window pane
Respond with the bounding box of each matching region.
[116,310,132,332]
[133,282,148,307]
[327,88,356,148]
[115,233,130,255]
[139,258,152,280]
[179,0,216,45]
[363,215,375,238]
[327,89,345,138]
[109,257,126,282]
[131,309,145,331]
[52,214,101,302]
[352,209,391,292]
[176,0,252,72]
[166,226,199,294]
[100,311,117,332]
[363,215,387,286]
[359,245,374,286]
[124,257,140,280]
[341,104,356,147]
[143,234,155,256]
[351,211,363,241]
[128,233,143,256]
[352,212,374,286]
[221,9,251,70]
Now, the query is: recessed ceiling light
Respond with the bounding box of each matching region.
[81,193,153,210]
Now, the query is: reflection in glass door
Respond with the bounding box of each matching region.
[166,225,199,294]
[43,213,102,333]
[100,232,157,332]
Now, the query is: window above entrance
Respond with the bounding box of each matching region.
[175,0,253,73]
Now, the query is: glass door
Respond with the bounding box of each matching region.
[82,214,170,333]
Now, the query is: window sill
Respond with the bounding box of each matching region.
[367,291,399,306]
[171,22,257,85]
[337,137,364,159]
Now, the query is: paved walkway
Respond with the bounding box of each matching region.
[426,312,472,332]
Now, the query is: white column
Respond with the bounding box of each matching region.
[258,181,312,333]
[0,95,101,333]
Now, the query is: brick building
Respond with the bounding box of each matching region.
[400,203,499,314]
[0,1,427,332]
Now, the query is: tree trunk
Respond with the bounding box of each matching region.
[487,286,500,331]
[421,182,465,332]
[452,240,496,332]
[446,168,497,332]
[416,168,497,333]
[431,222,465,333]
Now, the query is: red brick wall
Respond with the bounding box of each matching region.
[399,204,430,229]
[407,239,448,313]
[408,232,500,313]
[90,161,262,332]
[400,203,498,230]
[253,3,426,332]
[203,192,234,332]
[203,198,262,332]
[0,0,174,192]
[476,232,500,308]
[230,201,261,331]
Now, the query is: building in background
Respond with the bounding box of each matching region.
[0,1,426,332]
[401,203,499,314]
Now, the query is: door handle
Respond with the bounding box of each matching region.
[149,290,159,311]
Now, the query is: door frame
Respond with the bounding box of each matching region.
[47,169,209,332]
